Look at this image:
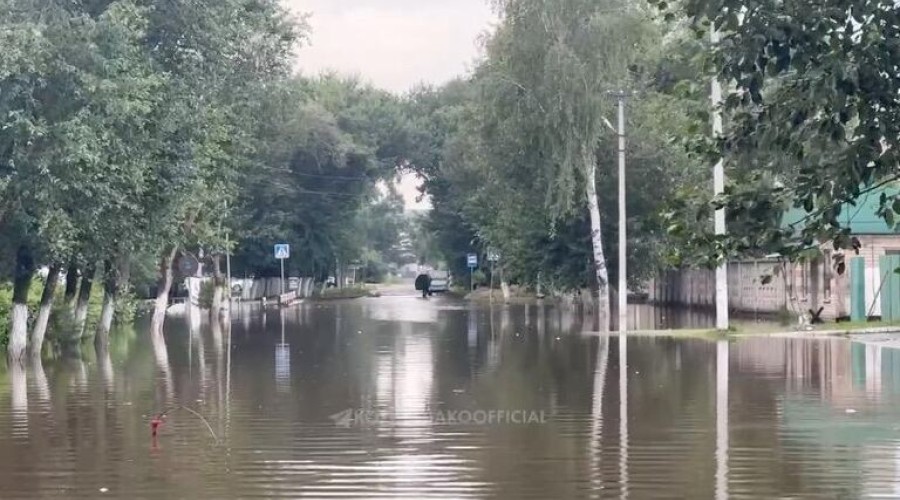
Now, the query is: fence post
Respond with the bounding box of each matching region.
[850,256,867,322]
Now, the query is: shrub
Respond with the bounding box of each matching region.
[318,285,372,300]
[0,277,47,347]
[1,275,139,347]
[198,279,215,309]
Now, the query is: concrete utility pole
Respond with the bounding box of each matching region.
[710,28,730,330]
[605,91,628,333]
[225,202,232,307]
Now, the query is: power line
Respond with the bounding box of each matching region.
[251,164,380,181]
[262,181,374,198]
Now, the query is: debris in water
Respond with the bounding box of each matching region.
[150,415,165,438]
[846,408,857,414]
[150,406,219,444]
[99,488,109,493]
[452,389,465,394]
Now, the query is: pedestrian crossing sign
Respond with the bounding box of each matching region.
[274,244,290,260]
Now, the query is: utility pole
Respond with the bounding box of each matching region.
[710,28,730,330]
[615,93,627,333]
[225,202,232,308]
[605,91,629,333]
[490,257,495,303]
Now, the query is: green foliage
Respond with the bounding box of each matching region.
[653,0,900,262]
[0,278,42,347]
[409,2,700,293]
[0,0,301,344]
[231,76,417,280]
[317,285,372,300]
[480,0,658,218]
[0,272,131,346]
[198,280,215,310]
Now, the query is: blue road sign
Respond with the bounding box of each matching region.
[274,244,290,260]
[467,253,478,268]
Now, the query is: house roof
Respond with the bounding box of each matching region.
[782,185,900,235]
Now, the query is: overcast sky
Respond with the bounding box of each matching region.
[284,0,495,93]
[282,1,496,209]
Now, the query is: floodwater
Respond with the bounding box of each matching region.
[0,296,899,498]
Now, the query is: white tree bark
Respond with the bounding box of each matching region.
[73,265,95,340]
[584,152,611,331]
[96,257,129,348]
[8,304,28,362]
[31,264,62,357]
[210,254,226,322]
[9,248,34,361]
[150,246,178,336]
[96,292,116,346]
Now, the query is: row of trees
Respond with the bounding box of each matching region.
[7,0,894,347]
[0,0,303,359]
[228,76,423,282]
[0,1,429,360]
[408,0,707,330]
[411,0,900,331]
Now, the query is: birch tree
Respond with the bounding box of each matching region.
[483,0,656,329]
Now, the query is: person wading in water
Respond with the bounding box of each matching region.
[415,273,432,298]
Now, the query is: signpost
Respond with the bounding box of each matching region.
[177,254,199,277]
[275,244,290,295]
[487,249,499,302]
[467,253,478,292]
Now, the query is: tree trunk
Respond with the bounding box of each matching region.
[96,256,130,348]
[585,154,611,331]
[150,246,178,336]
[210,254,225,321]
[73,263,96,339]
[501,266,510,304]
[63,262,79,309]
[30,263,62,357]
[8,247,34,362]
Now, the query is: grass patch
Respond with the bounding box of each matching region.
[317,285,375,300]
[0,275,138,348]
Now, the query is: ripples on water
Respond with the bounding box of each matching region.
[0,297,899,498]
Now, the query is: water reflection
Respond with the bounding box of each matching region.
[371,308,440,493]
[4,303,900,497]
[590,336,610,497]
[151,331,173,403]
[619,333,629,500]
[467,303,477,349]
[97,345,114,394]
[275,310,290,392]
[9,362,27,439]
[715,339,729,500]
[29,357,50,407]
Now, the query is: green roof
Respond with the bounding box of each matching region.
[782,185,900,235]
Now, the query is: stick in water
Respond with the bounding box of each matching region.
[152,405,219,444]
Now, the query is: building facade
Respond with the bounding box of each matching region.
[649,187,900,321]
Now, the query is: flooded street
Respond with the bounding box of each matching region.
[1,296,900,498]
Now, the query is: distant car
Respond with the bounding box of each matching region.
[429,271,450,293]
